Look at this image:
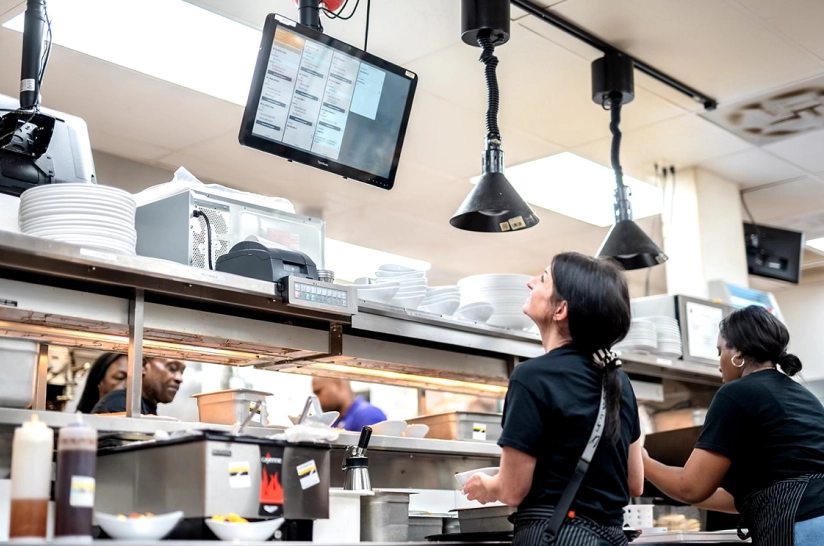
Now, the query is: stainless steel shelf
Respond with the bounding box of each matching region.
[0,409,501,458]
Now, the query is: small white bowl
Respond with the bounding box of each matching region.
[454,466,500,487]
[403,424,429,438]
[205,517,284,541]
[95,511,183,540]
[370,420,408,436]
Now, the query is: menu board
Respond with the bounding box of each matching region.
[240,15,417,190]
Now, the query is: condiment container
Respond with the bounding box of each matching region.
[9,415,53,540]
[54,416,97,541]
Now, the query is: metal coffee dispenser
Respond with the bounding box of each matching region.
[95,431,330,523]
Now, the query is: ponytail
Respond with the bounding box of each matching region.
[777,352,803,377]
[593,349,623,444]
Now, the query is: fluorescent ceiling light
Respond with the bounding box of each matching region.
[807,236,824,254]
[325,238,431,283]
[472,152,663,227]
[3,0,259,105]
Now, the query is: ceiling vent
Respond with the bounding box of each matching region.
[703,77,824,145]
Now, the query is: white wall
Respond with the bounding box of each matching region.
[775,280,824,381]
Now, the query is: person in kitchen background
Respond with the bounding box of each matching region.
[91,357,186,415]
[74,352,128,413]
[312,377,387,431]
[643,305,824,545]
[463,252,644,546]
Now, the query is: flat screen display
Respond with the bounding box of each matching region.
[239,14,418,190]
[743,222,803,284]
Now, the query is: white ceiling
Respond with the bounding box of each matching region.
[2,0,824,293]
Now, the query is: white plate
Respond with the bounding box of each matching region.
[370,420,407,436]
[403,424,429,438]
[454,467,499,487]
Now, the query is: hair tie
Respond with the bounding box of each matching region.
[592,348,622,370]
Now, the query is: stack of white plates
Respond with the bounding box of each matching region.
[373,264,428,309]
[614,318,658,353]
[457,274,532,330]
[650,316,683,357]
[18,183,136,255]
[418,285,460,316]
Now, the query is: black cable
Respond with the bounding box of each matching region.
[37,2,52,90]
[192,210,214,270]
[363,0,370,52]
[477,33,501,144]
[607,93,631,222]
[740,191,758,225]
[321,0,360,20]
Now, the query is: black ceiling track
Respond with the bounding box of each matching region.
[511,0,718,111]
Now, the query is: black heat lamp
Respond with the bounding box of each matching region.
[450,0,539,233]
[593,52,667,269]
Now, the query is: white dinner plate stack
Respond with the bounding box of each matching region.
[651,316,683,357]
[457,274,533,330]
[614,318,658,353]
[18,183,137,255]
[373,264,428,310]
[417,285,460,316]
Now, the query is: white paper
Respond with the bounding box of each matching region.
[228,461,252,489]
[69,476,95,508]
[686,302,724,361]
[296,459,320,490]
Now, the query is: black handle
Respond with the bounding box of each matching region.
[358,426,372,450]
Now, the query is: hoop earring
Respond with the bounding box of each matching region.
[732,354,745,368]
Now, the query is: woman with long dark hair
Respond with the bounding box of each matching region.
[75,352,128,413]
[463,252,644,545]
[644,306,824,545]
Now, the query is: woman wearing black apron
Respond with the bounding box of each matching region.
[644,305,824,545]
[463,252,644,546]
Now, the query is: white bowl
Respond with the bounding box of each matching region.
[454,302,495,322]
[370,420,408,436]
[205,517,284,541]
[95,511,183,540]
[390,294,426,309]
[418,300,461,316]
[403,424,429,438]
[454,467,500,487]
[357,284,400,304]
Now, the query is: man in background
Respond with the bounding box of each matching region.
[92,357,186,415]
[312,377,386,431]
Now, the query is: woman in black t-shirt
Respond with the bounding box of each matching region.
[463,252,644,546]
[644,305,824,546]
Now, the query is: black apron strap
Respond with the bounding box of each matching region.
[545,380,607,542]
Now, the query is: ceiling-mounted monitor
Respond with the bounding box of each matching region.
[744,222,803,284]
[239,14,418,190]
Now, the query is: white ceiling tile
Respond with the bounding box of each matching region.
[700,148,807,189]
[741,176,824,229]
[548,0,824,103]
[736,0,824,61]
[573,114,751,178]
[0,1,22,24]
[763,128,824,173]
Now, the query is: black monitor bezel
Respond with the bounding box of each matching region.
[743,222,803,284]
[239,14,418,190]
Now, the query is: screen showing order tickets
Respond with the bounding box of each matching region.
[251,25,412,179]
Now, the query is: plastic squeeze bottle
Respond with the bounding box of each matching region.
[9,414,54,540]
[54,415,97,541]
